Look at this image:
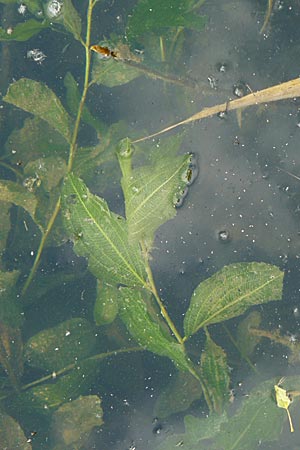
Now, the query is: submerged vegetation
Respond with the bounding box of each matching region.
[0,0,299,448]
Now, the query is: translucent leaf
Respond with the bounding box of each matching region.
[9,359,99,422]
[0,180,37,220]
[64,72,105,133]
[51,395,103,447]
[200,330,230,414]
[184,262,284,338]
[24,318,97,371]
[4,78,72,142]
[117,136,193,246]
[0,19,48,41]
[214,379,284,450]
[236,310,262,358]
[0,412,31,450]
[156,412,227,450]
[0,322,24,384]
[118,286,193,372]
[154,371,202,418]
[24,156,67,192]
[94,281,119,326]
[4,117,69,166]
[0,270,23,327]
[92,56,141,87]
[62,0,82,41]
[61,174,147,288]
[126,0,206,43]
[0,204,10,262]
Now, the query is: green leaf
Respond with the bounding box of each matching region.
[23,0,43,16]
[126,0,206,43]
[200,330,230,414]
[62,0,82,40]
[156,412,227,450]
[0,412,32,450]
[214,379,283,450]
[9,359,99,421]
[64,72,105,133]
[184,262,284,338]
[236,310,262,358]
[154,371,202,418]
[61,174,147,288]
[0,204,11,264]
[94,281,119,326]
[24,156,67,192]
[117,136,193,247]
[118,286,192,372]
[5,117,69,166]
[0,270,23,327]
[4,78,72,142]
[0,19,48,41]
[51,395,103,447]
[92,56,141,87]
[0,180,37,219]
[24,318,97,372]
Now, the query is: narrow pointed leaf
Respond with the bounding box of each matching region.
[117,136,194,246]
[184,262,284,338]
[200,330,230,414]
[61,174,147,287]
[119,287,192,372]
[62,0,82,41]
[4,78,72,142]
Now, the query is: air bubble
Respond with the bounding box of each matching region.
[233,82,248,98]
[174,187,189,208]
[45,0,63,18]
[217,229,231,242]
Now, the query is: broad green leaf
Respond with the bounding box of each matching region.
[214,379,284,450]
[24,156,67,192]
[154,371,202,418]
[62,0,82,40]
[118,286,192,372]
[0,19,48,41]
[200,330,230,414]
[184,262,284,338]
[4,78,72,142]
[0,270,23,327]
[64,72,105,133]
[0,180,37,219]
[0,322,24,383]
[23,0,43,16]
[61,174,147,288]
[0,412,31,450]
[94,281,119,325]
[92,56,141,87]
[51,395,103,447]
[126,0,206,43]
[117,136,194,246]
[9,359,99,422]
[236,310,262,358]
[5,117,69,166]
[156,412,227,450]
[24,318,97,372]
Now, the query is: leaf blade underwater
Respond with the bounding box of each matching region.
[61,174,147,288]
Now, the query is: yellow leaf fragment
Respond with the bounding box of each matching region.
[274,381,294,433]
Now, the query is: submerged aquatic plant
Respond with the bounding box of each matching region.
[0,0,298,448]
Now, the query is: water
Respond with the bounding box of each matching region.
[1,0,300,449]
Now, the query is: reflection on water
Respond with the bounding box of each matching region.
[1,0,300,449]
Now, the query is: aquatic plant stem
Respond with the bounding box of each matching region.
[21,197,61,296]
[141,241,184,345]
[21,0,95,295]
